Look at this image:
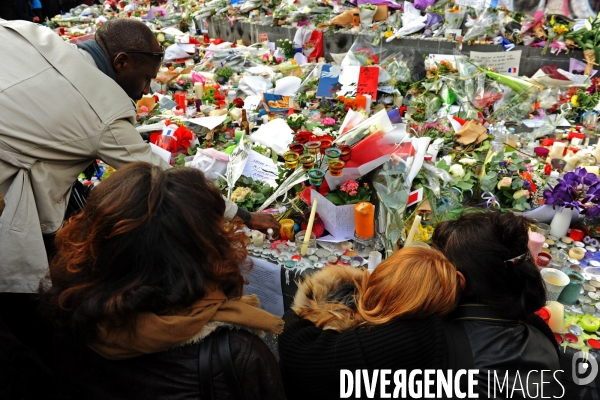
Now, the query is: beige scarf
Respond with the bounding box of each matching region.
[89,291,284,360]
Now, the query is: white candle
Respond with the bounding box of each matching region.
[546,301,565,333]
[548,142,566,162]
[194,83,204,100]
[368,251,382,271]
[594,141,600,165]
[301,198,318,256]
[252,231,264,246]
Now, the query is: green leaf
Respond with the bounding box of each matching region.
[325,193,344,205]
[455,181,473,190]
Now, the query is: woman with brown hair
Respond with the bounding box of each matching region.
[39,162,286,400]
[279,247,467,399]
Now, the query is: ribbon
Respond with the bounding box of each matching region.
[226,15,236,27]
[479,191,501,210]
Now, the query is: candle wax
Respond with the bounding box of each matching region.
[546,301,565,333]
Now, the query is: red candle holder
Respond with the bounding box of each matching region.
[338,145,352,162]
[569,228,584,242]
[173,92,187,110]
[289,142,304,154]
[319,139,333,155]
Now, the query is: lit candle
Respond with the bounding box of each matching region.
[546,301,565,333]
[194,82,204,100]
[405,215,421,247]
[354,202,375,239]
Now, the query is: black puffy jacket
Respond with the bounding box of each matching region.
[448,302,562,399]
[53,325,286,400]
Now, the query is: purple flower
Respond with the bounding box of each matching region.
[413,0,434,10]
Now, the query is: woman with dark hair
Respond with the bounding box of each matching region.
[40,162,285,400]
[432,211,561,397]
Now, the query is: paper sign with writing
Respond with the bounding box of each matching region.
[242,150,280,187]
[316,64,342,98]
[469,50,522,76]
[311,190,356,240]
[454,0,495,9]
[357,66,379,99]
[337,66,360,97]
[259,33,269,43]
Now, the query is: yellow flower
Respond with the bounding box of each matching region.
[552,25,568,35]
[571,95,580,107]
[384,30,393,38]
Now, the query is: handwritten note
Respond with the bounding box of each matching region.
[357,66,379,99]
[470,50,522,76]
[244,257,284,316]
[242,150,280,187]
[454,0,493,9]
[311,190,356,240]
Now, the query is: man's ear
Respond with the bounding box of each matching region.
[457,271,466,292]
[113,52,132,73]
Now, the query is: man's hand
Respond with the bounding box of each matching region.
[246,212,281,235]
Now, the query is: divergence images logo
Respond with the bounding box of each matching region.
[572,351,599,386]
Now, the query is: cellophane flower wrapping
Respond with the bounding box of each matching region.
[373,136,431,255]
[341,36,388,67]
[463,7,505,42]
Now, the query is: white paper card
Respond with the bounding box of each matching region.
[149,142,172,164]
[249,119,294,156]
[243,95,262,111]
[187,115,228,130]
[242,150,280,187]
[244,257,284,316]
[177,43,196,54]
[469,50,522,76]
[311,190,355,240]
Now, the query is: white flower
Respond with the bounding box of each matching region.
[497,177,512,189]
[231,187,252,203]
[288,114,300,121]
[449,164,465,178]
[459,157,477,166]
[306,90,316,99]
[513,189,530,199]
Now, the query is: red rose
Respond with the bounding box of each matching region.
[233,97,244,108]
[295,131,316,144]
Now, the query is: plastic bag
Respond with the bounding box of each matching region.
[190,148,230,181]
[379,52,411,86]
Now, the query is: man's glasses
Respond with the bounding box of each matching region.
[124,45,165,60]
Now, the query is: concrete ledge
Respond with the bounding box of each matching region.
[208,17,583,78]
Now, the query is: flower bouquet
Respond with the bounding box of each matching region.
[216,176,274,212]
[479,152,537,211]
[544,168,600,219]
[286,114,307,132]
[277,38,296,59]
[358,3,377,29]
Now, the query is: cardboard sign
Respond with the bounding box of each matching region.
[469,50,522,76]
[316,64,342,98]
[259,33,269,43]
[357,66,379,99]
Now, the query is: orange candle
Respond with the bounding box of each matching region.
[355,95,367,110]
[354,202,375,239]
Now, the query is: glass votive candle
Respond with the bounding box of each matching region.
[325,147,342,163]
[299,154,315,171]
[308,168,325,186]
[320,139,333,155]
[283,151,300,169]
[295,230,317,256]
[280,219,296,241]
[536,223,551,237]
[338,144,352,161]
[328,160,345,177]
[305,141,321,156]
[289,142,304,154]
